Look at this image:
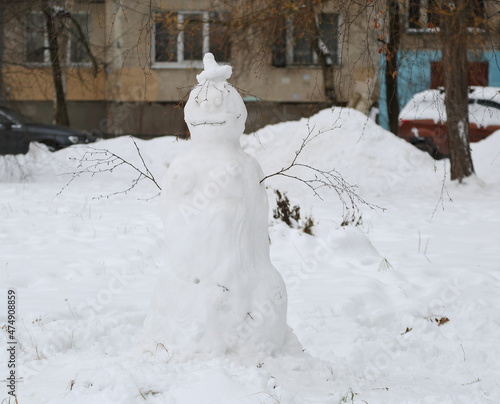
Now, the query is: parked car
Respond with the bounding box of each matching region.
[398,87,500,159]
[0,106,95,155]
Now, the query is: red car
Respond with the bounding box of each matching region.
[398,87,500,159]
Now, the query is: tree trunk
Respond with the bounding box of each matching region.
[385,0,400,136]
[43,3,70,127]
[314,41,335,103]
[440,0,474,181]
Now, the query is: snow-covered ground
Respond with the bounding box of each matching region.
[1,107,500,403]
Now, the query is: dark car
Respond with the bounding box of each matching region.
[0,106,95,155]
[398,87,500,159]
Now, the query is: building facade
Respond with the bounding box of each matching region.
[5,1,497,137]
[1,0,380,137]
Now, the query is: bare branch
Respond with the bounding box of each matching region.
[58,137,161,198]
[260,121,383,216]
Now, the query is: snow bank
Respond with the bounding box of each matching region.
[471,129,500,183]
[2,104,500,403]
[0,142,59,182]
[242,107,443,198]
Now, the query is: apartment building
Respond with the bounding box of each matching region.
[0,0,380,136]
[3,1,497,136]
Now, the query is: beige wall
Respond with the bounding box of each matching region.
[3,66,106,101]
[99,0,379,104]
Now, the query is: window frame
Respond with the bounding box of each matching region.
[407,0,438,32]
[152,10,226,69]
[317,12,340,67]
[286,16,317,66]
[67,12,92,66]
[273,12,340,68]
[25,12,50,65]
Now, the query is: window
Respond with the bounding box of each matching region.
[408,0,439,30]
[153,11,229,67]
[26,13,48,64]
[68,13,91,64]
[25,12,91,65]
[318,13,339,65]
[291,13,315,65]
[467,0,486,28]
[272,13,339,68]
[408,0,485,31]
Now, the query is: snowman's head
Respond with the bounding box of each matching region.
[184,54,247,144]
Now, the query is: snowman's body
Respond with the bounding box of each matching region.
[144,54,288,355]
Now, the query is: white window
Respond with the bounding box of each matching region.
[68,13,91,65]
[26,13,49,64]
[272,13,339,67]
[153,11,229,68]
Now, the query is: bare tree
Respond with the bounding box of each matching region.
[1,0,100,126]
[381,0,497,181]
[43,1,70,126]
[44,1,100,126]
[438,0,475,181]
[381,0,401,136]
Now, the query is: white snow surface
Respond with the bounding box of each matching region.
[1,108,500,403]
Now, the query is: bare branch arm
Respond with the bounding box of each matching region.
[58,138,162,198]
[259,121,383,215]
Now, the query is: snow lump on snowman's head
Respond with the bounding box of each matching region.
[184,53,247,143]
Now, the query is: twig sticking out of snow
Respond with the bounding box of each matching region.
[58,137,161,198]
[260,122,383,216]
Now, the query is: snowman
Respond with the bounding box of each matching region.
[144,53,290,356]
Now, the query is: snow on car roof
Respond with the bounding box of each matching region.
[469,86,500,101]
[399,89,446,123]
[399,86,500,127]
